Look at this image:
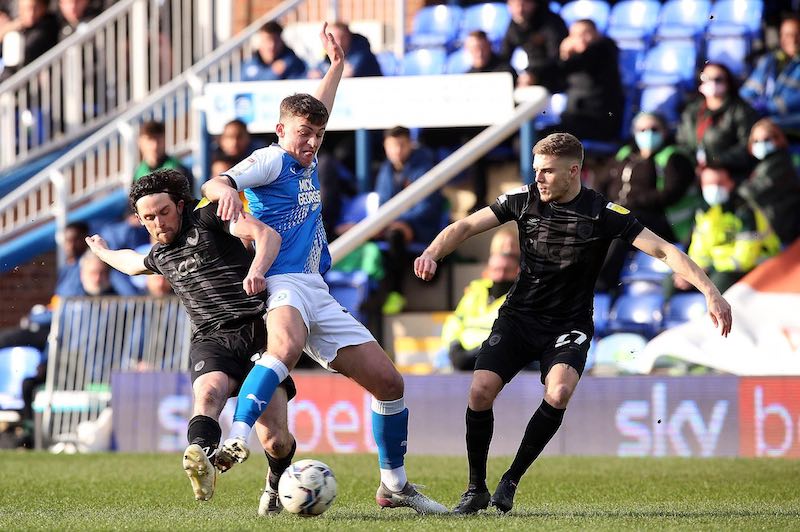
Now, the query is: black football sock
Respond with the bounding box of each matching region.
[266,438,297,491]
[504,399,565,484]
[466,407,494,492]
[187,415,222,458]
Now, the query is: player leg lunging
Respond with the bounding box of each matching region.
[254,386,296,516]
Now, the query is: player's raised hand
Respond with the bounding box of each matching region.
[706,292,732,337]
[243,271,266,296]
[216,187,244,222]
[414,253,438,281]
[319,22,344,65]
[85,235,109,252]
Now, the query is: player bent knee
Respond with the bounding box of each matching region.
[331,341,404,400]
[468,370,504,411]
[192,371,235,417]
[255,387,293,458]
[543,363,580,408]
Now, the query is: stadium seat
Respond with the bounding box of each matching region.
[663,291,707,329]
[593,292,612,337]
[655,0,711,41]
[510,46,529,73]
[324,270,372,326]
[376,50,398,76]
[549,1,562,13]
[445,48,472,74]
[458,3,512,48]
[706,37,749,77]
[400,48,447,76]
[558,0,611,33]
[408,4,463,50]
[534,92,568,128]
[607,0,661,46]
[607,293,664,337]
[0,346,42,411]
[640,41,697,89]
[618,47,645,89]
[639,85,682,125]
[619,250,672,283]
[338,192,380,226]
[706,0,763,38]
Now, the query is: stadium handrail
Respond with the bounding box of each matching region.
[0,0,220,171]
[0,0,308,253]
[329,88,549,263]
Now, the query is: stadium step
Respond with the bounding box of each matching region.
[383,311,449,373]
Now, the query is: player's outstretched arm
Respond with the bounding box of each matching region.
[313,22,345,115]
[202,176,243,222]
[85,235,151,276]
[415,207,501,281]
[632,228,732,337]
[230,213,282,295]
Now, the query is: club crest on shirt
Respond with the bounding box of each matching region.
[606,202,630,215]
[186,228,199,246]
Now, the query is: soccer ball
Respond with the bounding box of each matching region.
[278,459,337,516]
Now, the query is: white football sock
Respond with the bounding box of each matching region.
[380,466,408,492]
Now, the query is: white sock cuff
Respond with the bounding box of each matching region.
[256,354,289,382]
[371,396,405,415]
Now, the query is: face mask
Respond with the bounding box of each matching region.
[702,184,730,206]
[751,140,776,160]
[634,129,664,152]
[699,81,726,99]
[490,280,515,299]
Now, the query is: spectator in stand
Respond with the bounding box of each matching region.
[213,119,256,165]
[54,221,89,296]
[133,120,193,192]
[309,21,381,79]
[99,209,151,296]
[500,0,567,92]
[441,229,520,371]
[595,112,700,291]
[242,21,306,82]
[466,29,517,82]
[740,15,800,134]
[669,167,780,295]
[210,154,238,178]
[677,62,759,184]
[375,126,443,314]
[0,0,59,82]
[739,118,800,246]
[56,0,99,42]
[541,19,624,141]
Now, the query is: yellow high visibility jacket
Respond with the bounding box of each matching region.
[441,279,507,351]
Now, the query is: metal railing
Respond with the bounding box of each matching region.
[0,0,220,172]
[36,295,191,450]
[0,0,314,249]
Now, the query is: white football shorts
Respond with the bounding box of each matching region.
[265,272,376,369]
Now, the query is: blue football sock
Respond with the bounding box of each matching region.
[233,364,280,427]
[371,398,408,470]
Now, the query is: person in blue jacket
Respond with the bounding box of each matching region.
[242,21,307,81]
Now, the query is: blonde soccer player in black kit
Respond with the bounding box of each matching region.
[414,133,733,514]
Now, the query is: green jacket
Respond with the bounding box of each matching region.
[441,279,506,351]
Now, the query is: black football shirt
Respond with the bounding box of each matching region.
[490,185,644,323]
[143,201,266,336]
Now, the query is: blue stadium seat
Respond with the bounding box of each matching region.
[400,48,447,76]
[607,293,664,338]
[706,0,763,38]
[408,5,463,50]
[618,47,644,89]
[558,0,611,33]
[655,0,711,41]
[549,1,562,13]
[324,270,371,325]
[593,292,612,337]
[445,48,472,74]
[663,292,707,329]
[0,346,42,411]
[706,37,749,77]
[376,50,398,76]
[458,3,512,47]
[622,279,664,296]
[534,92,568,128]
[510,46,529,73]
[639,84,682,125]
[620,250,672,283]
[640,41,697,88]
[338,192,380,226]
[607,0,661,45]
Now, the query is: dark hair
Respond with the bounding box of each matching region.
[467,29,489,41]
[259,20,283,36]
[140,120,166,138]
[700,62,741,94]
[65,221,89,234]
[279,94,329,126]
[129,169,191,213]
[384,126,411,139]
[573,19,597,31]
[223,119,248,134]
[533,133,584,166]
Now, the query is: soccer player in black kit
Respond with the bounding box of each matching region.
[415,133,733,514]
[85,169,297,515]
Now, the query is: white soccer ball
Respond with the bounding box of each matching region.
[278,459,337,516]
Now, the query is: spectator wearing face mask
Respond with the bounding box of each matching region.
[668,167,780,296]
[677,62,759,183]
[738,118,800,246]
[595,112,699,292]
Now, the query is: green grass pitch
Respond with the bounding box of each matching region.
[2,452,799,530]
